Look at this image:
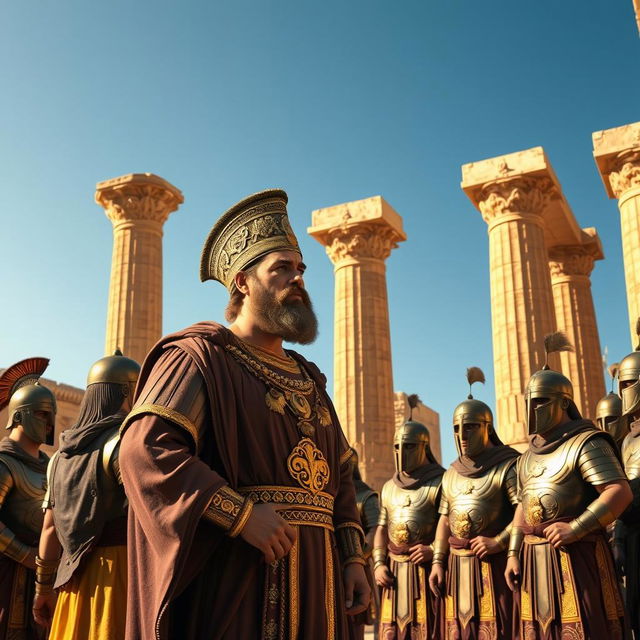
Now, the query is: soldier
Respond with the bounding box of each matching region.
[612,320,640,638]
[504,332,631,640]
[373,405,444,640]
[32,350,140,640]
[348,447,380,640]
[596,362,626,450]
[429,367,519,640]
[0,358,56,640]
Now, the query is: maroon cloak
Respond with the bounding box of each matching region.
[119,322,361,640]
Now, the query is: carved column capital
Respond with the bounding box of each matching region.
[95,173,184,226]
[324,223,400,264]
[608,151,640,199]
[548,245,596,278]
[477,177,557,223]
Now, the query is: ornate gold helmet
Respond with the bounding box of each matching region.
[595,362,625,444]
[87,349,141,398]
[618,319,640,418]
[453,367,495,457]
[0,358,56,446]
[394,395,434,473]
[199,189,301,291]
[525,332,581,435]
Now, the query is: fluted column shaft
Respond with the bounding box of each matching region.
[619,184,640,344]
[480,179,558,447]
[95,174,183,365]
[309,198,405,488]
[548,245,605,419]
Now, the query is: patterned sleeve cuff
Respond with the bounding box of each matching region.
[202,485,254,538]
[335,522,366,567]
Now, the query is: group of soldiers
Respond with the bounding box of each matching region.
[0,187,638,640]
[355,334,640,639]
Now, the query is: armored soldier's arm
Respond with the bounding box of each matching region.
[120,346,254,538]
[103,433,122,485]
[507,504,525,558]
[35,508,61,597]
[570,436,632,539]
[492,461,519,549]
[0,461,34,564]
[431,515,450,566]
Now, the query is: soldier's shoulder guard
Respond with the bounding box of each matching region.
[577,432,626,486]
[0,457,14,505]
[102,431,122,485]
[380,479,394,505]
[121,346,208,454]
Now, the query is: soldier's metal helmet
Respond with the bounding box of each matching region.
[595,392,625,445]
[618,319,640,418]
[0,358,56,446]
[86,349,141,397]
[525,332,581,435]
[394,395,433,473]
[453,367,495,457]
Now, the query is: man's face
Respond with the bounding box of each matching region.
[245,251,318,344]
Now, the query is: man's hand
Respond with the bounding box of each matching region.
[428,564,445,598]
[343,563,370,616]
[374,564,394,588]
[469,536,503,559]
[504,556,520,592]
[239,503,297,563]
[543,522,577,549]
[408,543,433,565]
[32,592,56,628]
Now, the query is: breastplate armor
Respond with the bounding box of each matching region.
[444,460,515,538]
[382,477,442,547]
[518,432,596,526]
[622,435,640,481]
[0,454,46,545]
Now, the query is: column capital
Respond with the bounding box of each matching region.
[548,228,604,278]
[593,122,640,199]
[308,196,406,266]
[461,147,562,224]
[95,173,184,226]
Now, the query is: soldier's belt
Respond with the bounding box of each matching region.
[238,485,334,530]
[450,547,475,557]
[388,552,411,563]
[524,534,548,545]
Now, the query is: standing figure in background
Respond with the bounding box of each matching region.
[504,332,631,640]
[0,358,56,640]
[32,350,140,640]
[429,367,519,640]
[373,406,444,640]
[612,320,640,639]
[349,446,380,640]
[596,362,626,450]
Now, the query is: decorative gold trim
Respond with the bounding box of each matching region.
[287,438,330,494]
[121,403,200,453]
[228,498,254,538]
[236,338,301,374]
[335,520,365,537]
[238,485,334,510]
[289,536,299,640]
[339,447,355,466]
[324,528,335,639]
[203,485,248,533]
[450,547,475,557]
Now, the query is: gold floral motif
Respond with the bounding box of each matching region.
[287,438,330,494]
[265,388,287,415]
[297,421,315,437]
[450,511,472,538]
[315,402,332,427]
[525,495,544,525]
[390,522,411,545]
[288,392,312,419]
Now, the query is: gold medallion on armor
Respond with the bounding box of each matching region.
[390,522,411,545]
[287,438,330,494]
[525,495,544,525]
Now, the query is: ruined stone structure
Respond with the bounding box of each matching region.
[95,173,183,365]
[593,121,640,347]
[462,147,605,447]
[309,196,407,488]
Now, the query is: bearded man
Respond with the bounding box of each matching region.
[504,333,631,640]
[429,368,519,640]
[372,408,444,640]
[0,358,56,640]
[119,189,370,640]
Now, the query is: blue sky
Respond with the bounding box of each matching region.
[1,1,638,465]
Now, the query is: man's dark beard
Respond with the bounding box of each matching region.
[250,281,318,344]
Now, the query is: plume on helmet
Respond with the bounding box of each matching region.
[635,317,640,351]
[0,358,50,411]
[407,393,420,419]
[543,332,573,370]
[466,366,485,399]
[608,362,620,393]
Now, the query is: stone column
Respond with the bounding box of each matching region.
[593,122,640,347]
[308,196,406,488]
[95,173,183,365]
[462,150,560,448]
[548,231,605,419]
